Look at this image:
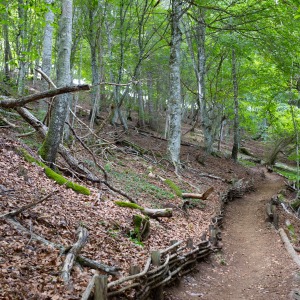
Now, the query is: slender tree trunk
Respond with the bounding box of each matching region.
[39,0,73,165]
[168,0,182,171]
[147,72,156,130]
[136,64,145,127]
[3,13,11,82]
[197,16,213,153]
[231,48,239,161]
[88,4,102,129]
[17,0,27,95]
[41,0,54,84]
[106,8,128,130]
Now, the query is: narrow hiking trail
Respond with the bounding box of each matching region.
[167,169,299,300]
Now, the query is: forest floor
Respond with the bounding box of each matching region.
[1,98,300,299]
[166,169,300,300]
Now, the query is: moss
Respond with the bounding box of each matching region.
[44,168,90,195]
[19,148,47,168]
[164,179,182,197]
[38,139,48,161]
[20,148,90,196]
[132,214,150,243]
[114,201,144,210]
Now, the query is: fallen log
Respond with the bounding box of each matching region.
[142,208,172,218]
[182,187,214,200]
[61,226,89,285]
[278,228,300,267]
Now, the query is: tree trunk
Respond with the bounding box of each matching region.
[41,0,55,87]
[88,4,102,129]
[231,48,239,161]
[136,64,145,127]
[17,0,27,95]
[147,72,156,130]
[39,0,73,165]
[168,0,183,171]
[3,6,12,82]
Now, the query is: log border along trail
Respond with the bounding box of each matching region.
[167,168,300,300]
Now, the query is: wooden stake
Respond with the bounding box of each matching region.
[94,275,107,300]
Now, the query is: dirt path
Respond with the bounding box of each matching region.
[167,169,299,300]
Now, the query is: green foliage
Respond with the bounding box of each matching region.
[164,179,182,197]
[114,201,144,210]
[129,234,144,247]
[274,167,298,182]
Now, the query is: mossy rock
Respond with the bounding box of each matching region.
[164,179,182,197]
[20,148,90,196]
[114,201,144,210]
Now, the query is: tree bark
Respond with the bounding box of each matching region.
[39,0,73,165]
[168,0,183,171]
[231,48,239,161]
[41,0,55,87]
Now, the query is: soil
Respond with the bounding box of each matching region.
[166,169,300,300]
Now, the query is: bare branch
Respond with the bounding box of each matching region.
[0,190,59,218]
[0,85,90,108]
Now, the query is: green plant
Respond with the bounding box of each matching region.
[164,179,182,197]
[274,168,298,182]
[128,231,144,247]
[238,159,256,167]
[110,170,175,201]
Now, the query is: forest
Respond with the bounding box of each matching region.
[1,0,300,299]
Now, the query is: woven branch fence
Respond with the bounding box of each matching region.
[81,179,252,300]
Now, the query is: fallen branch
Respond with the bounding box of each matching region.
[61,226,89,285]
[0,85,90,108]
[76,256,121,275]
[0,190,58,218]
[0,114,18,128]
[103,180,138,204]
[278,228,300,267]
[182,187,214,200]
[4,216,119,275]
[4,216,61,249]
[35,68,56,88]
[142,208,172,218]
[65,121,107,181]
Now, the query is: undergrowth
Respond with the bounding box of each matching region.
[110,169,175,201]
[274,167,298,181]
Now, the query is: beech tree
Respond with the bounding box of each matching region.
[39,0,73,165]
[168,0,183,170]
